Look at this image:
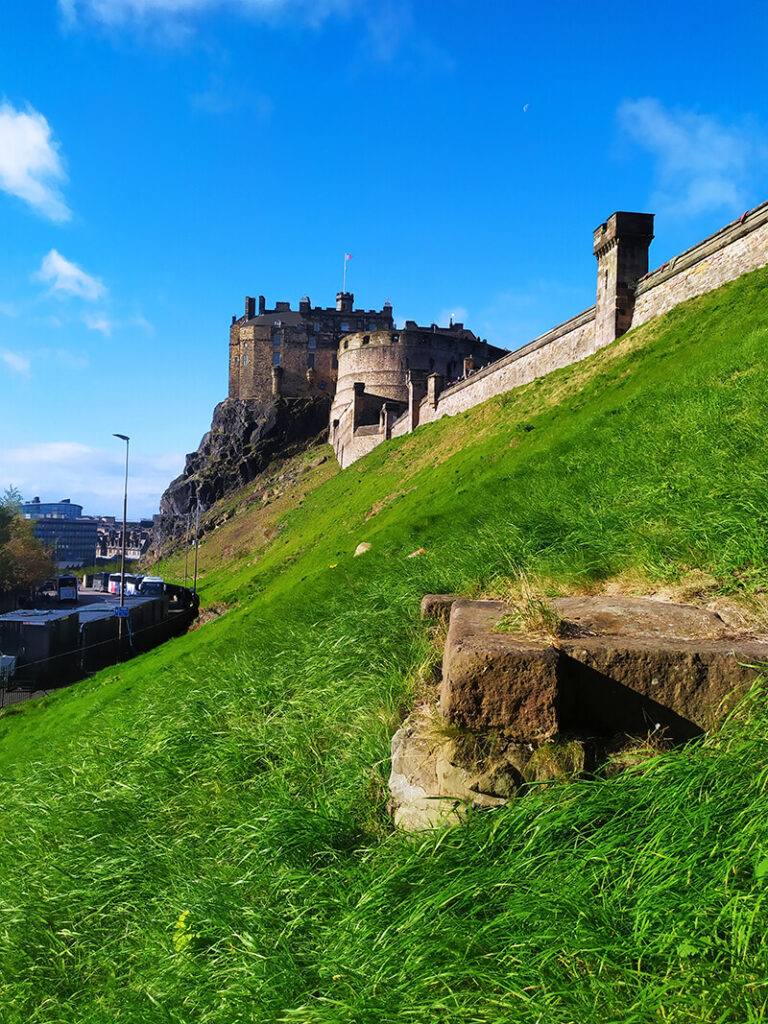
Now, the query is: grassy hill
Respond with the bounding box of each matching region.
[1,265,768,1023]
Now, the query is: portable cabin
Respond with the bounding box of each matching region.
[0,609,80,685]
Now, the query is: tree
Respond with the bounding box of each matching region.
[3,518,54,589]
[0,490,54,591]
[1,486,23,516]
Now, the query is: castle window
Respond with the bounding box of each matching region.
[392,333,399,343]
[362,335,370,345]
[368,323,377,331]
[234,357,240,366]
[273,352,281,367]
[309,336,317,350]
[340,321,350,332]
[314,322,321,332]
[243,353,249,367]
[343,340,349,349]
[273,332,282,347]
[307,352,315,369]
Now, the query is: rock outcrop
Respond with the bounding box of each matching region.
[151,396,330,554]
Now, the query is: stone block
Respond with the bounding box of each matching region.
[420,593,460,623]
[440,600,563,741]
[439,596,768,742]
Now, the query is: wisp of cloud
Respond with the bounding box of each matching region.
[618,98,768,218]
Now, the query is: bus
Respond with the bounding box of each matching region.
[39,575,79,604]
[57,574,79,602]
[108,573,139,596]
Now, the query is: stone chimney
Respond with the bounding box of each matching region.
[593,211,654,350]
[258,295,266,315]
[245,296,256,319]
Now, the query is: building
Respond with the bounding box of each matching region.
[22,498,98,568]
[92,517,154,562]
[228,292,394,403]
[330,322,507,466]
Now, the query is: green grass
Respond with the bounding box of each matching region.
[1,266,768,1022]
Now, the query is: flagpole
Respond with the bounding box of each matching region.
[343,254,347,293]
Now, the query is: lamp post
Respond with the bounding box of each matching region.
[192,501,200,595]
[184,512,190,588]
[113,434,130,608]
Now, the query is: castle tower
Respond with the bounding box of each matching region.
[336,292,354,313]
[593,211,654,350]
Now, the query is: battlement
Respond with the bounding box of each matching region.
[240,293,393,325]
[229,291,395,403]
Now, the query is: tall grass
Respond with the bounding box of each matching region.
[0,266,767,1021]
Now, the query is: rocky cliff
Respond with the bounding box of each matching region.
[150,396,330,555]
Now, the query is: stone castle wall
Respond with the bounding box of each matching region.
[337,201,768,465]
[419,306,597,423]
[632,204,768,327]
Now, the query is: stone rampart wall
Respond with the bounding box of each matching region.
[390,413,410,439]
[423,306,596,423]
[632,202,768,328]
[332,201,768,467]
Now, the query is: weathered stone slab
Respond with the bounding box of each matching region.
[440,596,768,740]
[552,595,730,640]
[440,600,562,741]
[420,593,460,623]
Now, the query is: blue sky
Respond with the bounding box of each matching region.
[1,0,767,518]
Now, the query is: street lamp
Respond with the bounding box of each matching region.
[113,434,130,608]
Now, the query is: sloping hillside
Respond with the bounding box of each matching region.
[1,266,768,1023]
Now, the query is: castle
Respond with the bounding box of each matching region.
[228,292,395,403]
[229,200,768,469]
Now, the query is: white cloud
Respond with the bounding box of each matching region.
[130,314,155,336]
[0,101,71,222]
[35,250,106,301]
[0,442,184,519]
[60,0,353,30]
[618,98,768,218]
[0,350,31,375]
[83,312,155,336]
[192,74,273,119]
[84,312,115,335]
